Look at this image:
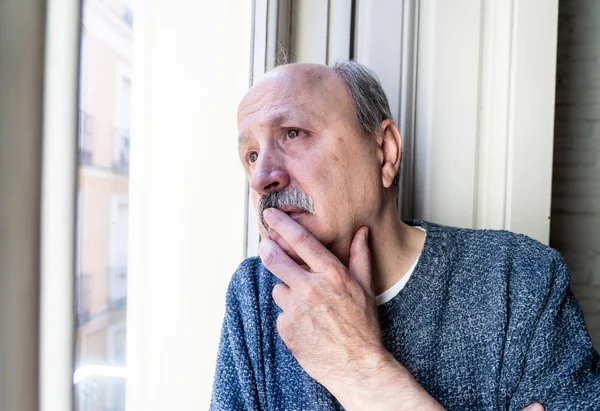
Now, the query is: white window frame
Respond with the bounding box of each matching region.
[39,1,81,411]
[413,0,558,243]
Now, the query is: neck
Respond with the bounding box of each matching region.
[367,201,426,296]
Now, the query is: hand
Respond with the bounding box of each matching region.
[523,403,544,411]
[259,208,444,411]
[259,208,383,387]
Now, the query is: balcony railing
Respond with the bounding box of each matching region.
[77,111,131,175]
[112,130,130,176]
[74,267,127,328]
[78,110,94,165]
[108,266,127,311]
[75,273,92,327]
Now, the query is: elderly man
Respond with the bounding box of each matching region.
[210,61,600,410]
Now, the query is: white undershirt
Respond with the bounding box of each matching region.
[375,226,426,306]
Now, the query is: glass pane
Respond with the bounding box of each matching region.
[74,0,133,409]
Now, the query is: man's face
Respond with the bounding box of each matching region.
[237,64,385,262]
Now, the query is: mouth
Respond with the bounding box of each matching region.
[276,207,306,217]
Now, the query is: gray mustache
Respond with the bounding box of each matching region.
[258,187,315,231]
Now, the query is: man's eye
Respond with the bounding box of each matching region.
[287,129,301,139]
[247,151,258,164]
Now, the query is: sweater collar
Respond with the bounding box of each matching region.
[378,220,454,321]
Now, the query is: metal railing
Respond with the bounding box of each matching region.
[112,130,130,175]
[108,266,127,311]
[78,109,94,165]
[77,111,131,175]
[75,266,128,327]
[75,273,91,327]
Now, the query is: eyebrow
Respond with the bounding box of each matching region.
[238,111,316,144]
[265,113,294,127]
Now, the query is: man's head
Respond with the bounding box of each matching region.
[237,61,402,262]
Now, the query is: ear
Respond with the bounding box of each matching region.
[378,119,402,189]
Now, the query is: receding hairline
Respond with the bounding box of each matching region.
[263,62,337,80]
[240,63,344,107]
[238,63,354,124]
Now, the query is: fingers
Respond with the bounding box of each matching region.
[258,219,269,240]
[263,208,337,272]
[259,237,305,288]
[265,228,308,267]
[272,282,291,311]
[522,403,544,411]
[348,226,373,295]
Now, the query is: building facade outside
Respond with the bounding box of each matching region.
[75,0,133,409]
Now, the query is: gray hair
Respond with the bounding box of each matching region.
[332,60,400,193]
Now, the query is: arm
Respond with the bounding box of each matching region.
[323,349,445,411]
[509,252,600,410]
[210,275,261,411]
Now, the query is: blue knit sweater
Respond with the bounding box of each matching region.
[210,221,600,410]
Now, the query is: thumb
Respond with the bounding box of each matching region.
[348,226,373,295]
[522,403,544,411]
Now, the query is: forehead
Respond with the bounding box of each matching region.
[237,65,354,138]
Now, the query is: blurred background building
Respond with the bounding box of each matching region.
[74,0,132,409]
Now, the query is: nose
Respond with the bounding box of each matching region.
[249,148,290,196]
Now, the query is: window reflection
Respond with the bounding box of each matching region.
[75,0,133,410]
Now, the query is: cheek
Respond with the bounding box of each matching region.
[320,165,381,221]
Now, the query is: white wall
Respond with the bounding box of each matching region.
[550,0,600,349]
[127,1,252,409]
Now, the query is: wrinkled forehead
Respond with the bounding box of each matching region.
[237,65,353,133]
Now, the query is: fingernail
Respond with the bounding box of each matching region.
[364,227,369,241]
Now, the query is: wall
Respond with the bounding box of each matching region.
[84,32,120,168]
[0,1,45,410]
[551,0,600,349]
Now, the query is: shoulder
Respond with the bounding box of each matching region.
[457,226,567,286]
[225,256,280,313]
[413,220,569,295]
[228,257,265,291]
[424,221,555,257]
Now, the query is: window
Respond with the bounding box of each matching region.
[74,0,133,409]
